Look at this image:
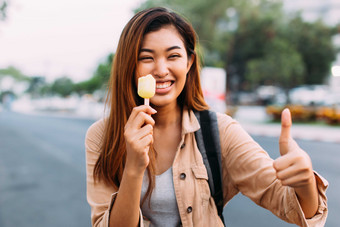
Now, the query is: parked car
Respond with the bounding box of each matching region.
[255,85,286,105]
[289,85,330,106]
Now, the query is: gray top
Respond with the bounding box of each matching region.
[140,167,181,227]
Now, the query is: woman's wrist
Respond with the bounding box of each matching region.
[124,162,146,179]
[294,174,319,218]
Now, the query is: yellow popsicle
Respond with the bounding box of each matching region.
[138,74,156,99]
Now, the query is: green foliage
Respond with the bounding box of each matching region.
[246,38,305,89]
[26,76,47,98]
[225,5,285,90]
[282,16,337,84]
[0,66,30,81]
[0,53,114,98]
[74,53,113,94]
[51,77,74,97]
[74,76,101,94]
[0,0,8,21]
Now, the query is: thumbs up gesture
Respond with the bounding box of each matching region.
[273,108,314,187]
[273,108,318,218]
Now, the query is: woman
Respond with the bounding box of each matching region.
[85,7,328,227]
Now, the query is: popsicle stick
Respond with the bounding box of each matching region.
[144,98,150,106]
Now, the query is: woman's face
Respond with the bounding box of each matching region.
[135,25,193,108]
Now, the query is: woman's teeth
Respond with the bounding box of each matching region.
[156,81,172,89]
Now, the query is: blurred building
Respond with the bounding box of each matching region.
[283,0,340,26]
[200,67,227,113]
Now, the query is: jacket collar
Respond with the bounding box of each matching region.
[182,108,200,135]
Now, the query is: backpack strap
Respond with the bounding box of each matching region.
[194,110,225,225]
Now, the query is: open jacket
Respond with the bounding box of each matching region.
[85,109,328,227]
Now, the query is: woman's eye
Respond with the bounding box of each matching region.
[138,56,153,61]
[169,54,180,59]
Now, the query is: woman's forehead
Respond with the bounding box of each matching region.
[141,25,185,49]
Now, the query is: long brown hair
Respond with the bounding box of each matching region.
[94,7,208,204]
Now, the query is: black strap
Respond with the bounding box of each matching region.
[195,110,225,225]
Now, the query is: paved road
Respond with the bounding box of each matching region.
[0,111,338,226]
[0,111,92,227]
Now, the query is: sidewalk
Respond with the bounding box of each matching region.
[234,106,340,144]
[9,96,106,120]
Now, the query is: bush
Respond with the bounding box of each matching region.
[266,105,317,122]
[316,106,340,125]
[266,104,340,125]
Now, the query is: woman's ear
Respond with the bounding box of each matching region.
[186,54,195,73]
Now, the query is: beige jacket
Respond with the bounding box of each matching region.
[85,109,328,227]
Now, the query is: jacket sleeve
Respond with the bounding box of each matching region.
[216,113,328,227]
[85,119,145,227]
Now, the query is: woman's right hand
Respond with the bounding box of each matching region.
[124,105,157,176]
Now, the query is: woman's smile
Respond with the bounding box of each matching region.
[155,80,174,94]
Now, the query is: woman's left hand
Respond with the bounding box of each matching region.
[273,108,318,218]
[273,108,315,187]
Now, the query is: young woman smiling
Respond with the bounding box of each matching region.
[85,7,328,227]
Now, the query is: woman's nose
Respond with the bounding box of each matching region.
[153,59,169,78]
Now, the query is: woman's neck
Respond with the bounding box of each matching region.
[152,103,182,128]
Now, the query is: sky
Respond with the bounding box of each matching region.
[0,0,143,82]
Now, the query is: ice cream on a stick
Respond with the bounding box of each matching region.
[137,74,155,106]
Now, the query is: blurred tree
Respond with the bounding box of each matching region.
[0,66,31,100]
[246,38,305,103]
[74,53,113,94]
[246,38,305,87]
[0,66,30,81]
[26,76,46,98]
[50,76,74,97]
[282,16,337,85]
[38,83,52,96]
[224,2,284,96]
[0,0,8,21]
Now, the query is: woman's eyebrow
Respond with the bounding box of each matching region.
[139,46,182,53]
[140,48,154,53]
[166,46,181,51]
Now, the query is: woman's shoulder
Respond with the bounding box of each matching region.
[214,111,255,147]
[192,109,238,132]
[214,111,249,139]
[85,118,106,152]
[215,111,237,128]
[86,118,106,138]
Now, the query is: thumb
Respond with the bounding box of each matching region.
[279,108,292,156]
